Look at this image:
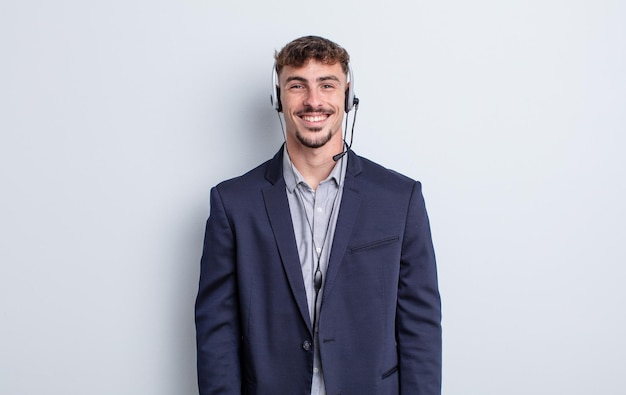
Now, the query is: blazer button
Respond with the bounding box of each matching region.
[302,340,312,351]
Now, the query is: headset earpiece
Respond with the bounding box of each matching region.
[271,64,282,112]
[344,65,357,113]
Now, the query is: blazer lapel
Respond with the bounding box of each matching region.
[263,148,313,332]
[323,151,362,301]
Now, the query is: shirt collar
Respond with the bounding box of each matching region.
[282,145,345,192]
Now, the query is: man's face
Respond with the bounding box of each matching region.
[279,60,347,150]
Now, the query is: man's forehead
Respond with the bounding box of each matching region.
[280,61,346,81]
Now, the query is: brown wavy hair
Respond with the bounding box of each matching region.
[274,36,350,76]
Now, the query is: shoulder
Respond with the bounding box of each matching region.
[211,158,274,203]
[210,147,279,191]
[350,152,421,193]
[217,159,270,186]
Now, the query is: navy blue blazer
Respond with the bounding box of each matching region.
[195,148,442,395]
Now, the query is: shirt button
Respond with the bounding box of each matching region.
[316,207,323,213]
[302,340,312,351]
[313,367,319,373]
[316,247,322,253]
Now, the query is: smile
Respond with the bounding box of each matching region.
[301,114,328,122]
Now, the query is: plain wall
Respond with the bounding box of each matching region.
[1,1,625,394]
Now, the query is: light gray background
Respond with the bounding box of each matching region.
[1,1,625,394]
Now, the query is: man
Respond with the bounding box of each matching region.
[195,35,442,395]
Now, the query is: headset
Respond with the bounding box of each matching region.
[270,62,358,113]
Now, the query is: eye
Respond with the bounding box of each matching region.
[289,84,304,90]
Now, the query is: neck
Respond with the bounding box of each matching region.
[286,137,343,190]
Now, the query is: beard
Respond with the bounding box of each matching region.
[294,127,335,149]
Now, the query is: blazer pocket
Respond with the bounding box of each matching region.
[381,365,398,380]
[349,236,399,254]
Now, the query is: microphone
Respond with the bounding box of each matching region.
[333,151,347,162]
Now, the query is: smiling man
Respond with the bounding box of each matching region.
[195,36,442,395]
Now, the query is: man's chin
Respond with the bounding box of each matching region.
[297,139,328,149]
[296,130,333,149]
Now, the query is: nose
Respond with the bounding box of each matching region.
[303,88,322,108]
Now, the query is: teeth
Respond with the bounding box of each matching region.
[302,115,326,122]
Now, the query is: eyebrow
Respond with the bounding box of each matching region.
[285,75,341,84]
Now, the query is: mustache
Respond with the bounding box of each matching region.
[295,106,335,116]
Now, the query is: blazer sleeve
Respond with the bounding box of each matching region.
[195,186,242,395]
[397,181,442,394]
